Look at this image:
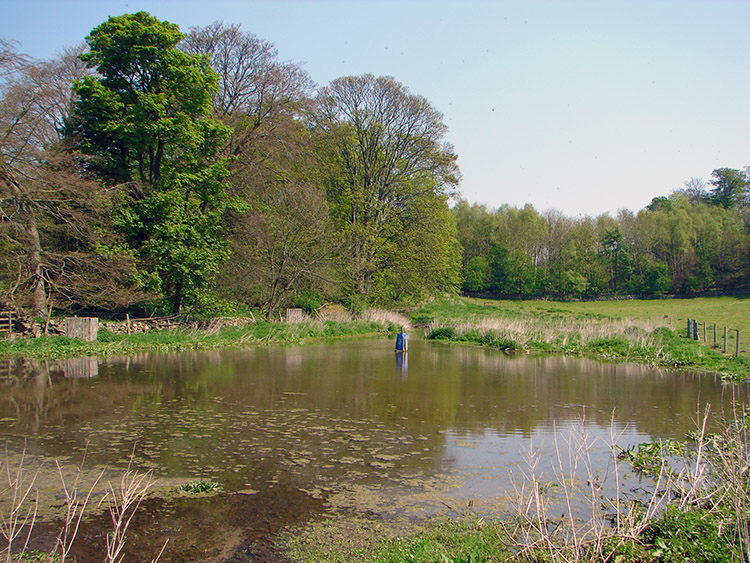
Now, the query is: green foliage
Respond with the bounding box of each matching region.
[411,311,435,326]
[343,293,369,315]
[708,167,749,209]
[462,256,489,293]
[452,186,750,300]
[617,439,686,477]
[587,336,631,357]
[643,506,737,562]
[69,12,238,313]
[316,74,461,300]
[455,329,520,351]
[426,327,456,340]
[294,290,324,314]
[178,479,222,494]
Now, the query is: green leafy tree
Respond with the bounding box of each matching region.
[68,12,239,313]
[314,74,460,298]
[601,227,632,294]
[708,167,749,209]
[462,256,489,293]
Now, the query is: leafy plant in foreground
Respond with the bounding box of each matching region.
[177,479,222,494]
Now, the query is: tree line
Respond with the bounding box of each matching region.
[455,167,750,298]
[0,12,459,318]
[1,12,747,320]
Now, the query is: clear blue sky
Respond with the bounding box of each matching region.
[2,0,748,217]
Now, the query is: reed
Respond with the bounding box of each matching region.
[0,450,163,562]
[360,308,412,329]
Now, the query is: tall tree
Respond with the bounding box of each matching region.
[0,41,135,315]
[708,167,749,209]
[181,21,313,161]
[314,74,460,296]
[68,12,239,313]
[600,226,632,294]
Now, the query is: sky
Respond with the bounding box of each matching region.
[2,0,748,217]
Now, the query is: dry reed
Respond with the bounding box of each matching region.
[429,314,667,351]
[360,308,411,329]
[0,448,163,563]
[501,405,750,562]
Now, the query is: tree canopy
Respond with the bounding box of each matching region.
[68,12,240,313]
[1,13,749,318]
[314,74,460,297]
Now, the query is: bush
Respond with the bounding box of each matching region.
[294,290,324,314]
[427,327,456,340]
[643,506,736,563]
[411,312,435,325]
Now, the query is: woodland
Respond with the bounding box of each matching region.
[1,12,748,320]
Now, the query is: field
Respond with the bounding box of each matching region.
[412,295,750,379]
[514,296,750,348]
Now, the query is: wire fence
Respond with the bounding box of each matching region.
[686,318,742,357]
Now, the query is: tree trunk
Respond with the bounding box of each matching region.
[1,167,48,317]
[26,215,48,317]
[172,280,183,315]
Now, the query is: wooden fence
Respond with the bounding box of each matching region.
[0,312,12,335]
[687,318,741,357]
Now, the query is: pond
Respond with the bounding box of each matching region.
[0,336,746,561]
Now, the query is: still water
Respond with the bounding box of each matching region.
[0,337,746,560]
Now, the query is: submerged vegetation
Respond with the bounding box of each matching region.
[177,479,222,494]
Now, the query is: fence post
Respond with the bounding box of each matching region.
[713,324,717,348]
[687,318,691,339]
[736,329,740,357]
[724,326,728,353]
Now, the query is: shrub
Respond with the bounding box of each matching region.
[427,327,456,340]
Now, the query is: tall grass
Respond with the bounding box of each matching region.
[0,317,394,361]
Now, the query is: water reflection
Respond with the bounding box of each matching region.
[396,351,408,380]
[0,340,747,519]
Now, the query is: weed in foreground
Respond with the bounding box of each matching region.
[499,405,750,563]
[0,449,165,563]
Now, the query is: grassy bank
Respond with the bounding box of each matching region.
[415,296,750,380]
[0,316,401,360]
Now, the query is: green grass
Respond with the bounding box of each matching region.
[0,319,394,360]
[416,295,750,336]
[284,517,509,563]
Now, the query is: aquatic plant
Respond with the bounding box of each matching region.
[177,479,222,494]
